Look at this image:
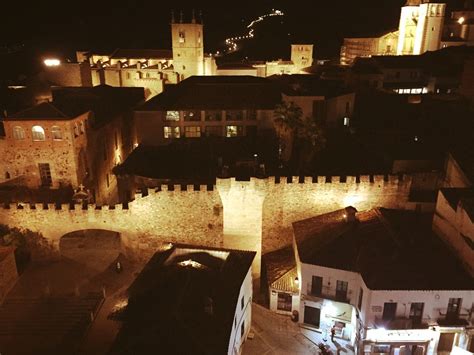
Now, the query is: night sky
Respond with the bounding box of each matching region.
[0,0,466,80]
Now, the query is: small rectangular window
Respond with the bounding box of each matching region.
[38,163,52,187]
[185,126,201,138]
[164,126,180,139]
[166,111,180,121]
[205,110,222,121]
[226,125,243,137]
[51,126,62,140]
[13,126,25,140]
[226,110,243,121]
[358,288,363,310]
[277,292,292,312]
[179,31,185,43]
[106,173,110,188]
[183,110,201,121]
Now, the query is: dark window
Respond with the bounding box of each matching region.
[205,110,222,121]
[106,173,110,188]
[382,302,397,321]
[358,288,363,310]
[38,163,52,187]
[277,293,292,312]
[336,280,348,301]
[205,126,222,137]
[5,172,10,180]
[241,296,244,310]
[247,110,257,120]
[447,298,462,320]
[183,110,201,121]
[226,110,243,121]
[409,303,424,325]
[241,320,245,337]
[311,276,323,296]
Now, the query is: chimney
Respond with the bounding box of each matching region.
[344,206,357,222]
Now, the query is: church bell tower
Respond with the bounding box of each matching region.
[171,10,204,80]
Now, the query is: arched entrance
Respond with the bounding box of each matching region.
[59,229,122,272]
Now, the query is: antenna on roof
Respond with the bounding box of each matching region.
[179,11,184,23]
[192,9,196,24]
[171,10,175,24]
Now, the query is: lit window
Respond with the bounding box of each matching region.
[32,126,46,141]
[51,126,62,140]
[277,293,292,312]
[164,126,180,138]
[343,117,350,126]
[184,126,201,138]
[226,125,243,137]
[12,126,25,140]
[179,31,185,43]
[166,111,180,121]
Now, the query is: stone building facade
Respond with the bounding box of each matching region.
[0,103,89,189]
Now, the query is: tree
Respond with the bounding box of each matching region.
[273,101,303,162]
[296,116,327,173]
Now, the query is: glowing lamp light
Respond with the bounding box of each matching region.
[44,59,61,67]
[343,194,365,207]
[458,17,465,25]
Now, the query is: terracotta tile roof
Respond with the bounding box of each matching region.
[8,102,70,120]
[293,207,474,290]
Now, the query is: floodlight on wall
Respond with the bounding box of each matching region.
[44,59,61,67]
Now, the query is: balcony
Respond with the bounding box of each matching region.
[305,283,352,304]
[436,308,471,327]
[374,316,429,330]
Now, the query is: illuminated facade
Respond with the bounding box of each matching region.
[77,12,216,99]
[341,1,474,65]
[397,1,446,55]
[0,86,144,204]
[341,31,399,66]
[266,207,474,354]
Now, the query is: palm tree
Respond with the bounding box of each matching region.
[297,116,327,173]
[273,102,303,163]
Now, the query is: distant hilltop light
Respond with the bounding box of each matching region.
[44,59,61,67]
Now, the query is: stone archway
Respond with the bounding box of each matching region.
[59,229,122,272]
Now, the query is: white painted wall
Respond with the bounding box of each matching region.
[227,267,253,355]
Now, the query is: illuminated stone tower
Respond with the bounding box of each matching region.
[171,11,204,80]
[291,44,314,73]
[397,0,446,55]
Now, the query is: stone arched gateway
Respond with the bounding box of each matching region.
[59,229,122,272]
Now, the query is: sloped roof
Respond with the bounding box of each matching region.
[137,76,281,111]
[110,48,173,60]
[52,85,145,128]
[8,102,70,120]
[293,207,474,290]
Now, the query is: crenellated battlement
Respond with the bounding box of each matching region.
[0,175,410,212]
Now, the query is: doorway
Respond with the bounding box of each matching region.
[438,333,455,352]
[304,306,320,327]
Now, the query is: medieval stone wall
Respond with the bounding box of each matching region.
[0,176,412,274]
